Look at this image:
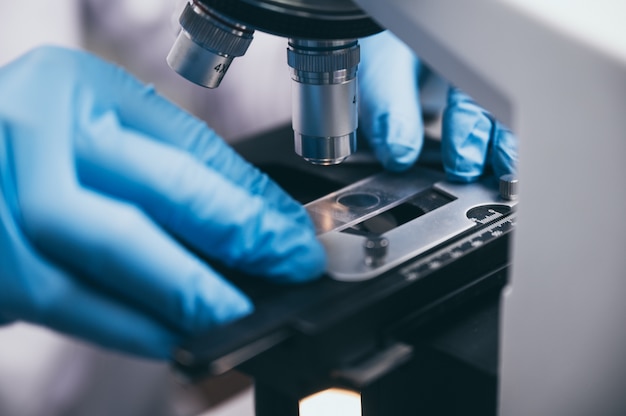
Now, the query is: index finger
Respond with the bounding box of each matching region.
[71,49,306,220]
[359,31,423,171]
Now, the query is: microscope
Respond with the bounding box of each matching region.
[167,0,383,166]
[168,1,626,415]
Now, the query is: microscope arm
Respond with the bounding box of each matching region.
[354,1,626,414]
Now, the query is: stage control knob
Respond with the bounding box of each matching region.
[364,236,389,267]
[499,174,519,201]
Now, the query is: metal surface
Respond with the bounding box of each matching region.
[289,39,359,164]
[173,127,513,411]
[239,0,368,18]
[167,1,254,88]
[306,168,515,281]
[168,0,377,165]
[197,0,382,38]
[499,174,518,201]
[363,236,389,267]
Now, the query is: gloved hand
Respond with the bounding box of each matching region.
[359,31,517,181]
[441,87,517,182]
[0,46,326,359]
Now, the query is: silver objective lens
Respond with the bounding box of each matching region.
[167,1,254,88]
[288,39,359,165]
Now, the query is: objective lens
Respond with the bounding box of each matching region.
[169,2,364,166]
[167,1,254,88]
[288,39,360,165]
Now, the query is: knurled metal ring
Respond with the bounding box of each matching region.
[180,2,253,57]
[287,46,360,72]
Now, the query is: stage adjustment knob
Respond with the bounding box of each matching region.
[499,174,519,201]
[364,236,389,267]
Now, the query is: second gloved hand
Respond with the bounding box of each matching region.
[358,31,424,172]
[442,87,517,182]
[359,31,517,181]
[0,46,326,359]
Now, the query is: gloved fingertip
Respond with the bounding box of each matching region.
[492,159,517,182]
[442,95,492,183]
[292,238,328,282]
[267,235,327,284]
[368,114,423,172]
[491,125,519,180]
[444,170,482,183]
[139,331,183,361]
[206,285,255,326]
[447,87,474,106]
[182,265,256,334]
[226,292,255,320]
[381,143,421,172]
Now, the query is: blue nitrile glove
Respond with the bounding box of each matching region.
[442,87,517,182]
[0,46,326,359]
[359,31,424,172]
[359,32,518,181]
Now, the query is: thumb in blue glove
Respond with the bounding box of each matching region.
[358,31,424,172]
[359,32,518,181]
[442,87,518,182]
[0,46,326,359]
